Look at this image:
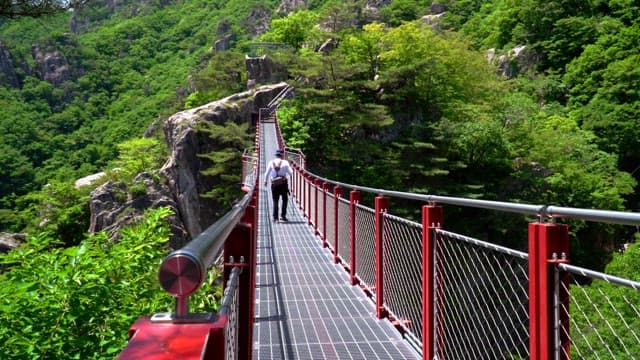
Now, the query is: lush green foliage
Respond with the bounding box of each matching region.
[0,207,223,359]
[0,208,173,358]
[269,3,638,270]
[1,0,640,355]
[109,137,167,183]
[197,120,253,207]
[0,0,267,231]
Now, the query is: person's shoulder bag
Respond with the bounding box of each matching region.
[271,160,287,186]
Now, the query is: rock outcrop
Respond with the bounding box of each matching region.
[246,55,287,89]
[0,41,19,88]
[89,172,189,249]
[0,233,25,253]
[161,82,290,237]
[487,45,540,78]
[214,19,236,52]
[277,0,308,15]
[32,45,70,87]
[243,6,272,37]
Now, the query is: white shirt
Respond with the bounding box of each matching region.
[264,157,293,183]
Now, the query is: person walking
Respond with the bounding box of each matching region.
[264,149,293,222]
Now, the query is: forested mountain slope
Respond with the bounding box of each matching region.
[0,0,638,262]
[0,0,279,236]
[1,0,638,265]
[1,0,639,358]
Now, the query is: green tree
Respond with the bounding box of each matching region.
[0,208,174,359]
[186,51,246,108]
[261,10,321,50]
[110,137,167,183]
[197,121,253,208]
[380,0,429,26]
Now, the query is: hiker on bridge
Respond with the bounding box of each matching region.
[264,149,293,222]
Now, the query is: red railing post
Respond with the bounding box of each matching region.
[349,190,360,285]
[422,205,443,360]
[529,222,570,360]
[333,186,343,263]
[322,182,330,248]
[375,196,389,319]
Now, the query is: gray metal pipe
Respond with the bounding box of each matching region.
[157,190,254,311]
[299,168,640,226]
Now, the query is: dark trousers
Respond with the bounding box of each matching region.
[271,182,288,219]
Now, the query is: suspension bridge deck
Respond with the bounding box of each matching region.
[253,123,420,359]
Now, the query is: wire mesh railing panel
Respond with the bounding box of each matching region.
[337,197,351,265]
[317,188,325,239]
[242,154,257,187]
[434,229,530,360]
[309,182,317,228]
[355,204,376,294]
[303,178,311,219]
[286,152,303,169]
[558,263,640,360]
[219,266,242,360]
[325,192,336,250]
[382,213,424,345]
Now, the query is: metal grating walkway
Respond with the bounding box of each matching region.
[252,122,420,359]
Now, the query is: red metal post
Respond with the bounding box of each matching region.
[322,182,330,248]
[528,222,570,360]
[349,190,360,285]
[333,186,343,263]
[375,196,389,319]
[421,205,442,360]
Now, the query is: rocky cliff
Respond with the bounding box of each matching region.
[86,82,290,247]
[161,82,289,238]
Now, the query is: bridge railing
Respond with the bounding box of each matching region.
[118,151,259,360]
[284,148,640,360]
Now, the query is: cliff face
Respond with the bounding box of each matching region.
[0,41,19,88]
[161,82,289,237]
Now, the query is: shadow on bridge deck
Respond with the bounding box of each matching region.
[254,123,420,359]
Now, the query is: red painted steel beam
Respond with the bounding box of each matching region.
[118,317,226,360]
[422,205,442,360]
[224,206,256,360]
[528,222,569,360]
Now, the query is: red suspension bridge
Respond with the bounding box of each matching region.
[118,95,640,360]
